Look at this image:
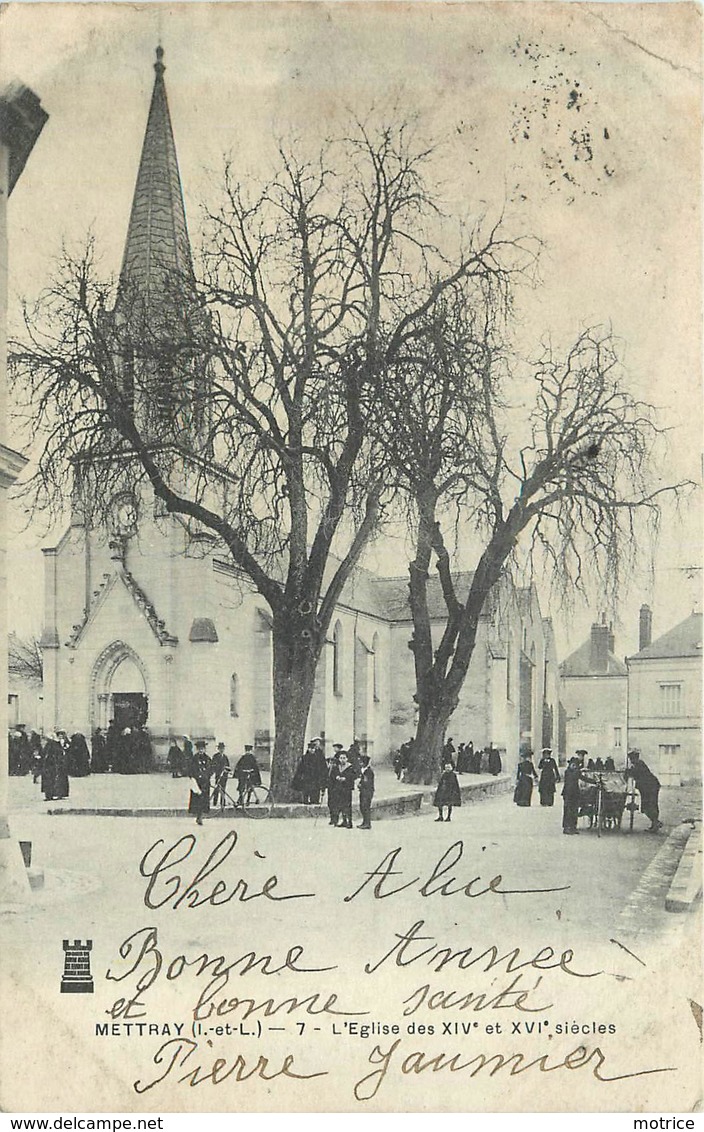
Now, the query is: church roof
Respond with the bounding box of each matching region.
[118,47,193,317]
[560,639,627,678]
[368,572,477,622]
[629,611,703,661]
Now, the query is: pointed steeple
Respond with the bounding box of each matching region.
[119,47,193,316]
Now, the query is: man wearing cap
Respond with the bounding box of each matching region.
[357,754,375,829]
[211,742,231,808]
[234,744,261,805]
[188,740,212,826]
[626,750,663,831]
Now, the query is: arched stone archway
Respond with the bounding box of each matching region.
[90,641,149,731]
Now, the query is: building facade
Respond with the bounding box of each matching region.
[627,609,702,786]
[559,615,628,764]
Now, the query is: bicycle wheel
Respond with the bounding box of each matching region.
[246,783,272,807]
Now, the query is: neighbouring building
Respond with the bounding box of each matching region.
[626,606,702,785]
[1,81,48,899]
[38,49,561,772]
[559,613,628,764]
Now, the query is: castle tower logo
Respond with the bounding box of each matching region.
[60,939,94,994]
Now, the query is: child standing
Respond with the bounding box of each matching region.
[433,760,462,822]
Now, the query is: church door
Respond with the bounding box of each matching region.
[112,692,148,730]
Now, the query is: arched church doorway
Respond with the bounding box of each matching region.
[91,643,149,732]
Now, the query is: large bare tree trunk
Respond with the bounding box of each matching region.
[269,623,319,802]
[407,697,458,785]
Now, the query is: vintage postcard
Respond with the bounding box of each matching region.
[0,1,702,1114]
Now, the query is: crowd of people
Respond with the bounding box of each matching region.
[9,722,664,837]
[8,720,155,800]
[394,736,503,780]
[178,735,376,829]
[512,745,663,836]
[9,723,118,800]
[292,738,375,829]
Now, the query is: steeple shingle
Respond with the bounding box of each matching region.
[119,46,193,317]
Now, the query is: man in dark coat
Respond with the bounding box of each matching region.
[347,739,362,776]
[30,730,43,782]
[357,754,375,829]
[538,748,560,806]
[188,741,212,825]
[626,750,663,831]
[562,756,583,834]
[234,745,261,805]
[326,749,342,825]
[332,752,356,829]
[211,742,231,808]
[443,738,456,767]
[293,742,328,804]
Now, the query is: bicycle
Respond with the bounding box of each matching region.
[214,767,273,813]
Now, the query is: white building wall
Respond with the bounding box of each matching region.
[627,655,701,784]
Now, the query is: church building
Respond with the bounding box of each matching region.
[38,49,560,770]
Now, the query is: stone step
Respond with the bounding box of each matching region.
[665,821,702,912]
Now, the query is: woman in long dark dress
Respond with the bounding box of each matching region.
[433,761,462,822]
[538,748,560,806]
[514,751,538,807]
[67,732,91,777]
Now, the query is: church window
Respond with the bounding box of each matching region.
[333,621,343,697]
[229,673,239,718]
[372,632,380,702]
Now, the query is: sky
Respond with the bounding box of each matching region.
[2,1,702,659]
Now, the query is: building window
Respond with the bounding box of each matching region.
[659,744,680,759]
[372,632,380,702]
[660,683,682,716]
[7,694,19,727]
[229,673,239,718]
[614,727,622,748]
[333,620,343,697]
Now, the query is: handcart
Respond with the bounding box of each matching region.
[577,772,629,836]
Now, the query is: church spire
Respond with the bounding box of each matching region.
[119,46,193,316]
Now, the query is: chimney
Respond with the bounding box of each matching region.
[608,621,615,654]
[590,616,609,673]
[639,604,652,652]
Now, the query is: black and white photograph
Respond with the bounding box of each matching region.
[0,1,701,1114]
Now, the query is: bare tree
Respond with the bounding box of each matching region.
[383,320,689,783]
[11,119,527,799]
[8,633,43,682]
